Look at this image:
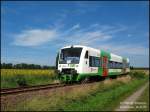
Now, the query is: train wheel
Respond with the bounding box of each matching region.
[110,75,117,79]
[81,77,90,84]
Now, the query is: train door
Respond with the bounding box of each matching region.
[83,50,90,73]
[102,56,108,76]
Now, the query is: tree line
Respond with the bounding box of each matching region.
[1,63,148,70]
[130,66,149,70]
[1,63,55,69]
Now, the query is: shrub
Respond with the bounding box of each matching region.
[130,71,146,79]
[15,74,28,87]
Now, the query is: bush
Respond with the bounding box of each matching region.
[15,75,28,87]
[130,71,146,79]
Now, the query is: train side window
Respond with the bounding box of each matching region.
[89,56,92,67]
[120,63,123,68]
[108,61,111,68]
[116,62,118,68]
[118,63,121,68]
[99,57,102,67]
[120,63,122,68]
[85,51,88,59]
[109,61,113,68]
[111,62,114,68]
[95,57,100,67]
[92,57,95,67]
[113,62,116,68]
[118,62,120,68]
[89,56,101,67]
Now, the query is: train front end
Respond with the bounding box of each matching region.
[56,46,82,83]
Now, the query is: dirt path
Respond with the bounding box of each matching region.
[115,82,149,111]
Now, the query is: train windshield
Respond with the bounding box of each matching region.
[59,47,82,64]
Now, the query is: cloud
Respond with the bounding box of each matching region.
[76,31,112,45]
[64,24,126,45]
[95,43,149,56]
[10,23,149,67]
[12,23,148,57]
[71,24,80,30]
[63,24,80,35]
[12,23,114,47]
[103,24,127,34]
[127,34,132,37]
[13,29,57,46]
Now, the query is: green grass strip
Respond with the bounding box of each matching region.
[61,78,148,111]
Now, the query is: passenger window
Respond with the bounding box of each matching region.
[85,51,88,59]
[89,56,101,67]
[95,57,100,67]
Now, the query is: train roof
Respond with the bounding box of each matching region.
[61,45,87,49]
[61,45,129,62]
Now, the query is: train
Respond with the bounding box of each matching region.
[56,45,130,83]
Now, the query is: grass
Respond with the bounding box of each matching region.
[130,83,149,111]
[1,69,57,89]
[3,71,148,111]
[61,74,148,111]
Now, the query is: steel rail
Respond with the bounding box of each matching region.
[1,74,129,96]
[1,83,65,95]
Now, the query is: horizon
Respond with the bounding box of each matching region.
[1,62,149,68]
[1,1,149,67]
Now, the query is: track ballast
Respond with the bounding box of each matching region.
[1,83,65,95]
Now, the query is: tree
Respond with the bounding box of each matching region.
[1,62,54,69]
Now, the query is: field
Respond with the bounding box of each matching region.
[1,69,149,89]
[1,70,149,111]
[1,69,57,89]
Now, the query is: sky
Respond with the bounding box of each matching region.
[1,1,149,67]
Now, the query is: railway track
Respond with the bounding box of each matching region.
[1,83,65,95]
[1,74,129,96]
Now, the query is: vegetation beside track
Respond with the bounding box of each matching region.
[1,69,57,89]
[2,71,148,111]
[130,83,149,111]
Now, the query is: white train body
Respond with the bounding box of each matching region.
[56,45,130,82]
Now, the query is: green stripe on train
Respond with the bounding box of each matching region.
[77,73,98,81]
[108,72,122,75]
[60,71,123,82]
[100,50,111,59]
[98,68,103,76]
